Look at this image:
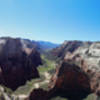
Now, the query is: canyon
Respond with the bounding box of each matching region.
[0,38,100,100]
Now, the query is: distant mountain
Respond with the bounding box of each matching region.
[0,37,60,53]
[37,41,60,50]
[22,39,60,52]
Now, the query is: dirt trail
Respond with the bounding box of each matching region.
[34,72,51,88]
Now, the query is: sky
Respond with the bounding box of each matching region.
[0,0,100,43]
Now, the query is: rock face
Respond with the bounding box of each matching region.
[0,37,42,90]
[64,42,100,96]
[52,40,92,59]
[50,41,100,99]
[49,61,91,100]
[28,88,48,100]
[27,88,58,100]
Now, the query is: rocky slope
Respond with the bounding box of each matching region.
[63,42,100,96]
[0,37,42,90]
[50,41,100,100]
[52,40,92,59]
[49,61,91,100]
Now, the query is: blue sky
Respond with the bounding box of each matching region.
[0,0,100,43]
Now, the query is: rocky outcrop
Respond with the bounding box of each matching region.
[0,37,42,90]
[50,41,100,100]
[52,41,92,59]
[49,61,91,100]
[64,42,100,96]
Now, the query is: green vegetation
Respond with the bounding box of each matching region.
[84,94,97,100]
[1,85,13,95]
[38,54,56,73]
[50,96,67,100]
[50,94,97,100]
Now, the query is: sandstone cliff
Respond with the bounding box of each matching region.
[50,41,100,100]
[0,37,42,90]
